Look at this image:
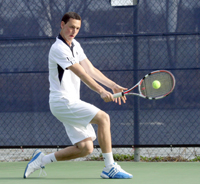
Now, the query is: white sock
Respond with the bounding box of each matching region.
[102,152,114,167]
[42,153,57,165]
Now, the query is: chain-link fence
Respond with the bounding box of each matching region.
[0,0,200,162]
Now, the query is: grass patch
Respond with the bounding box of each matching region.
[87,153,200,162]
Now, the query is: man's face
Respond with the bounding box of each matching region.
[60,18,81,45]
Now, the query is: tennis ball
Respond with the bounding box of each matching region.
[152,80,161,89]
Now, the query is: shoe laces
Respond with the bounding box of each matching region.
[39,166,47,177]
[112,163,127,173]
[114,163,122,171]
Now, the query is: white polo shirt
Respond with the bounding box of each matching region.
[48,35,87,104]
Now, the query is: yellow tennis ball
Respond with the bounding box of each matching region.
[152,80,161,89]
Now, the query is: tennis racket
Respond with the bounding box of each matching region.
[113,70,175,100]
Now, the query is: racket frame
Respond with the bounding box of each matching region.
[113,70,175,100]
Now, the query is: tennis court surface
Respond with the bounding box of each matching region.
[0,161,199,184]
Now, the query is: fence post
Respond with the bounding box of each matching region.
[134,147,140,162]
[133,2,140,162]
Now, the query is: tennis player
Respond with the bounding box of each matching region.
[24,12,132,179]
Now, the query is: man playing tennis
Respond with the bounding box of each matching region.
[24,12,132,179]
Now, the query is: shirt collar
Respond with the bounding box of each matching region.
[58,34,74,48]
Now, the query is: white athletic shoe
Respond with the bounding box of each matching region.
[100,162,133,179]
[23,149,46,178]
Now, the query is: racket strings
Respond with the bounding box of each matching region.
[140,72,174,98]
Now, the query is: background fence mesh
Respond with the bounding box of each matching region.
[0,0,200,161]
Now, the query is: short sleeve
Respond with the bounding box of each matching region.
[50,45,75,70]
[78,43,87,61]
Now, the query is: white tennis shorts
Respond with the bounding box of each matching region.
[49,98,100,145]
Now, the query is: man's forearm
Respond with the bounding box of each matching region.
[89,68,116,89]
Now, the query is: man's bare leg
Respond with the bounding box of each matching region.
[54,137,94,161]
[90,110,112,153]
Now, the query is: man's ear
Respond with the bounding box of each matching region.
[61,21,65,29]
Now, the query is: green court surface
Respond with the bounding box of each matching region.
[0,161,199,184]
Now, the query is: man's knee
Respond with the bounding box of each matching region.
[101,111,110,122]
[76,138,94,156]
[91,110,110,125]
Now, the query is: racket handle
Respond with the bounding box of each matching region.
[113,92,123,98]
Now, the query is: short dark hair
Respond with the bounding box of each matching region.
[61,12,81,24]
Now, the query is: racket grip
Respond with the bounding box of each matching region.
[113,92,123,98]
